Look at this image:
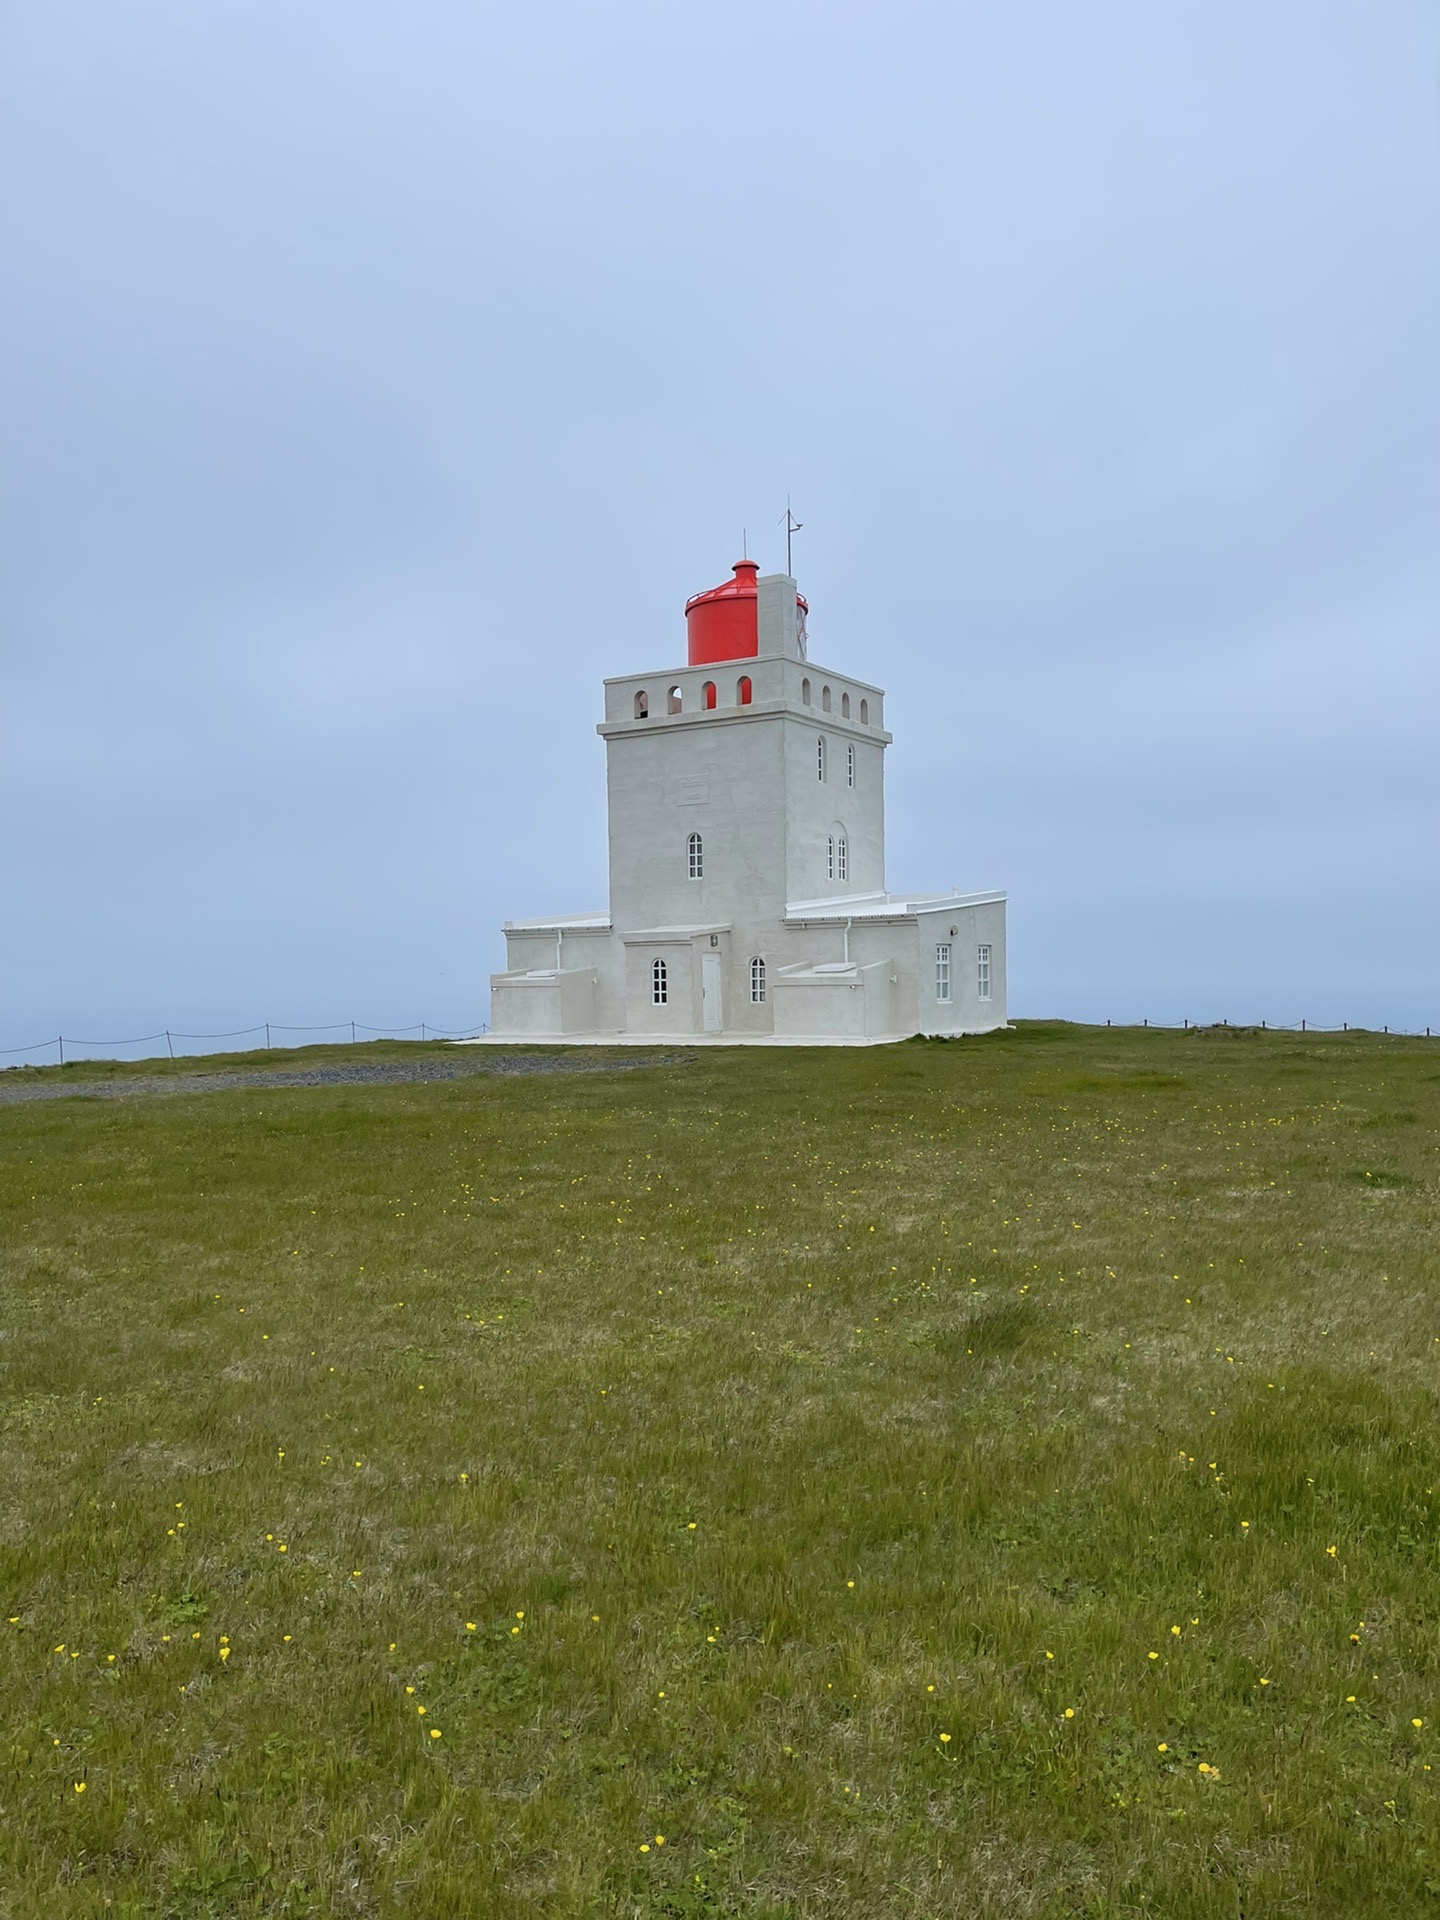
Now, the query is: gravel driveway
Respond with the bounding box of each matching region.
[0,1051,687,1105]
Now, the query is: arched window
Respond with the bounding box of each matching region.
[737,675,752,706]
[634,690,649,719]
[827,834,835,880]
[801,678,812,706]
[749,956,767,1004]
[652,958,668,1005]
[817,735,826,782]
[687,832,703,879]
[846,743,855,788]
[859,698,869,725]
[841,691,851,719]
[837,834,848,880]
[822,684,832,712]
[702,680,717,710]
[667,685,683,714]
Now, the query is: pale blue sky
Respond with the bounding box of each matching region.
[4,1,1438,1054]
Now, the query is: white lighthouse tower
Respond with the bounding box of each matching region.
[487,559,1006,1043]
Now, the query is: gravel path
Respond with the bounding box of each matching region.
[0,1051,687,1106]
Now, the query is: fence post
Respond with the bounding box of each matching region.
[166,1030,174,1058]
[58,1035,64,1065]
[265,1023,271,1049]
[421,1023,427,1042]
[351,1021,356,1043]
[1301,1019,1306,1031]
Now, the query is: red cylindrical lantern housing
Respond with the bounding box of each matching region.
[685,560,759,666]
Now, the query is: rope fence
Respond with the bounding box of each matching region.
[0,1020,490,1067]
[2,1015,1434,1068]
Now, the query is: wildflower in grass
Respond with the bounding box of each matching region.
[654,1835,665,1847]
[1414,1719,1425,1729]
[1157,1743,1168,1753]
[1063,1708,1075,1720]
[430,1728,441,1738]
[73,1781,85,1794]
[1259,1678,1270,1687]
[466,1622,476,1631]
[1326,1545,1337,1557]
[1170,1625,1181,1637]
[939,1732,952,1744]
[1347,1696,1356,1703]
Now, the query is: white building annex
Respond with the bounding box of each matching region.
[487,558,1006,1045]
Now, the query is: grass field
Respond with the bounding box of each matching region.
[3,1022,1440,1918]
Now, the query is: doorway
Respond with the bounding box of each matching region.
[701,952,722,1033]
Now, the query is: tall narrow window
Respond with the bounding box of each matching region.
[801,678,812,706]
[977,944,992,1001]
[749,956,767,1004]
[837,835,848,880]
[667,685,682,714]
[935,943,952,1003]
[634,690,649,719]
[822,685,832,712]
[652,958,668,1005]
[817,735,826,782]
[841,691,851,719]
[687,832,703,878]
[737,674,752,705]
[827,834,835,880]
[702,680,717,710]
[846,743,855,788]
[859,698,869,725]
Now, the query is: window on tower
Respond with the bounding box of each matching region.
[837,834,848,880]
[841,691,851,719]
[801,678,812,706]
[667,685,683,714]
[827,834,835,879]
[652,958,668,1005]
[702,680,717,710]
[634,690,649,719]
[846,743,855,787]
[737,675,752,705]
[749,956,766,1003]
[817,736,827,782]
[859,698,869,725]
[822,685,832,712]
[687,832,703,879]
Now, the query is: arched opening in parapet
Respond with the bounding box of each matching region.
[667,685,683,714]
[859,698,869,725]
[634,690,649,719]
[702,681,717,710]
[822,685,832,712]
[801,678,811,706]
[737,675,752,706]
[841,691,851,719]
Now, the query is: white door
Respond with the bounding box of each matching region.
[701,953,723,1032]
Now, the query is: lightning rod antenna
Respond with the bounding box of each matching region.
[781,497,803,576]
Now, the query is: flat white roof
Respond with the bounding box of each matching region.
[503,911,611,932]
[784,888,1006,922]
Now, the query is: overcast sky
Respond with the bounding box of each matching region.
[3,0,1438,1056]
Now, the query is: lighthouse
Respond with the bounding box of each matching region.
[487,560,1006,1043]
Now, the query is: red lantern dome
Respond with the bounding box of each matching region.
[685,559,759,666]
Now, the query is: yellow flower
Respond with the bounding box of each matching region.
[1414,1719,1425,1730]
[639,1844,651,1854]
[1063,1708,1075,1719]
[654,1835,666,1846]
[1326,1545,1337,1557]
[73,1781,86,1794]
[466,1623,476,1632]
[1148,1652,1159,1661]
[1170,1625,1181,1637]
[939,1732,952,1744]
[1157,1743,1168,1753]
[430,1728,442,1738]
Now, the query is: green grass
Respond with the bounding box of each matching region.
[3,1022,1440,1918]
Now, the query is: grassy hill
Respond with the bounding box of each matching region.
[3,1023,1439,1918]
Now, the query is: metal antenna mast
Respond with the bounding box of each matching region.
[781,498,803,576]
